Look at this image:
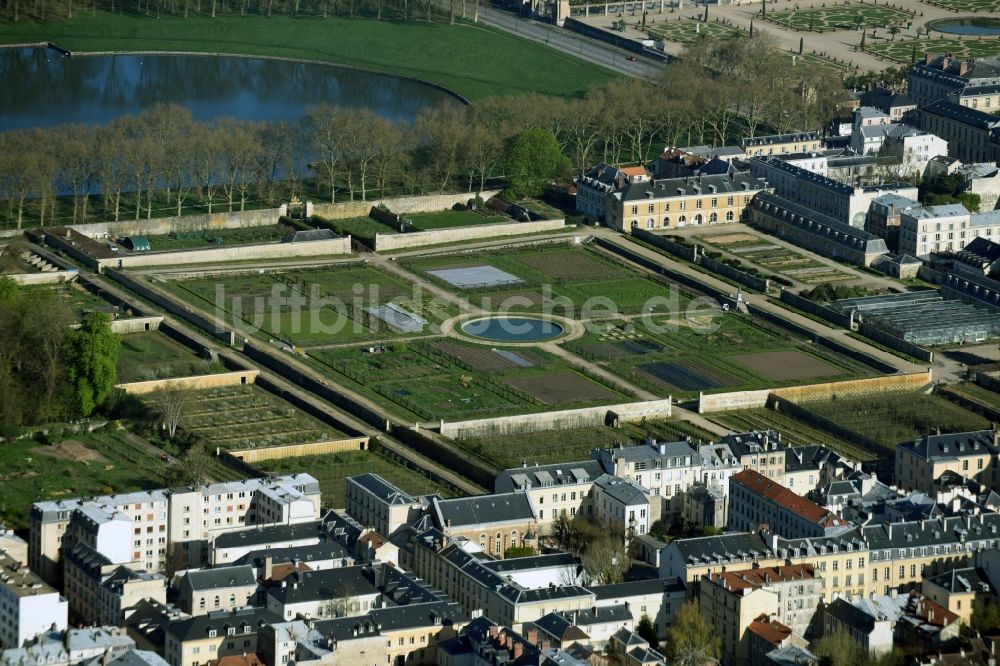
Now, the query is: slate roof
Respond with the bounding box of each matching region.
[824,597,880,634]
[861,514,1000,550]
[265,566,375,605]
[922,99,1000,130]
[741,131,822,147]
[349,474,416,505]
[165,608,281,643]
[924,566,993,595]
[107,650,171,666]
[433,493,536,529]
[589,577,686,600]
[497,460,603,493]
[619,173,766,202]
[668,531,774,565]
[232,541,353,569]
[751,193,889,254]
[213,521,322,549]
[594,474,648,506]
[897,430,995,461]
[181,565,256,592]
[482,553,577,573]
[859,87,916,112]
[532,613,589,642]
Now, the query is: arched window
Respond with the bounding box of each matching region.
[709,212,718,224]
[663,216,670,227]
[647,218,655,230]
[694,214,703,225]
[631,219,638,228]
[678,215,687,227]
[511,530,518,547]
[214,595,220,608]
[726,210,734,222]
[479,534,486,547]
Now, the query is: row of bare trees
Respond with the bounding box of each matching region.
[0,35,852,229]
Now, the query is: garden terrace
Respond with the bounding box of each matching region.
[867,35,1000,63]
[143,385,349,450]
[765,3,912,32]
[116,331,226,383]
[305,339,631,422]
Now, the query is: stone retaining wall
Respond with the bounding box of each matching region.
[111,317,164,334]
[115,370,258,395]
[697,370,933,413]
[310,190,501,221]
[97,237,352,270]
[437,398,673,439]
[226,437,370,463]
[373,220,566,252]
[68,207,287,239]
[7,270,79,285]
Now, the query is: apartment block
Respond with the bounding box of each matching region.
[728,470,849,539]
[0,553,68,650]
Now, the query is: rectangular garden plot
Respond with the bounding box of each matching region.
[428,265,524,289]
[640,360,736,392]
[505,372,618,404]
[730,350,841,382]
[117,331,222,383]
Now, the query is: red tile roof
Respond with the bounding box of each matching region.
[704,564,816,596]
[732,469,845,527]
[620,166,648,177]
[747,614,792,646]
[359,531,388,549]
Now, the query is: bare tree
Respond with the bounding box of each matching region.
[157,385,191,438]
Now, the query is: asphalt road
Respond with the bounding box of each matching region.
[472,4,664,79]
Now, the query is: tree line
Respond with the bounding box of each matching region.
[0,276,120,430]
[0,35,850,229]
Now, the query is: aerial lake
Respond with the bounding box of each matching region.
[0,46,462,131]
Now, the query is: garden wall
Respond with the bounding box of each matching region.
[242,342,391,431]
[310,190,502,220]
[437,398,673,439]
[373,220,566,251]
[768,394,887,458]
[96,237,352,270]
[104,270,237,346]
[697,370,933,413]
[630,228,698,262]
[7,270,79,285]
[68,206,287,239]
[226,437,370,463]
[778,290,853,329]
[115,370,258,395]
[700,255,769,293]
[390,425,497,489]
[110,316,164,334]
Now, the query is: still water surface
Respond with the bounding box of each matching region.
[0,46,461,131]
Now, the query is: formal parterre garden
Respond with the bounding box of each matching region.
[143,384,350,450]
[866,34,1000,62]
[256,449,457,509]
[765,2,912,31]
[404,245,680,316]
[162,263,456,346]
[116,331,226,383]
[305,339,630,422]
[564,313,869,399]
[647,18,744,43]
[924,0,1000,13]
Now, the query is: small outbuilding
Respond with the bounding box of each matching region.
[122,236,150,252]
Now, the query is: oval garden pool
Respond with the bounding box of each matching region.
[927,17,1000,36]
[461,317,565,343]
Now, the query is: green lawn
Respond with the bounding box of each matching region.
[405,209,506,230]
[0,428,170,529]
[257,449,456,508]
[117,331,224,382]
[0,13,615,100]
[135,225,290,252]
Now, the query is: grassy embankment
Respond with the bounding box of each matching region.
[0,12,616,100]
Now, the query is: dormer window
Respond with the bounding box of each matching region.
[208,630,217,638]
